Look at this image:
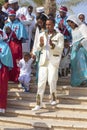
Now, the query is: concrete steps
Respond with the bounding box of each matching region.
[5,106,87,121]
[1,75,87,129]
[1,114,87,130]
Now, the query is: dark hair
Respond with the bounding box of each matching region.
[23,52,31,58]
[46,17,55,25]
[4,0,8,2]
[36,13,48,21]
[48,13,54,19]
[36,14,48,30]
[28,5,33,10]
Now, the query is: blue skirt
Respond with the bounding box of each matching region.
[71,43,87,86]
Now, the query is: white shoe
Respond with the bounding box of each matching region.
[51,101,57,106]
[0,108,5,113]
[18,83,22,88]
[32,105,42,111]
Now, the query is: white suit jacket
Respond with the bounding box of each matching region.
[37,30,64,68]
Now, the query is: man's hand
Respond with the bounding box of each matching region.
[40,36,44,47]
[49,39,55,49]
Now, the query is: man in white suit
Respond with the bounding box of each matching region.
[32,17,64,111]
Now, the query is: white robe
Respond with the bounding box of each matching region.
[16,7,36,52]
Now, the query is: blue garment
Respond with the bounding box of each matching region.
[55,15,72,41]
[0,39,13,69]
[4,19,28,41]
[71,39,87,86]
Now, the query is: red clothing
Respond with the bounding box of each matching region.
[0,65,8,109]
[8,31,22,83]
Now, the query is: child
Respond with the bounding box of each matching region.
[59,39,70,77]
[17,52,35,92]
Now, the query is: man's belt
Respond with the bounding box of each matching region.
[53,54,59,57]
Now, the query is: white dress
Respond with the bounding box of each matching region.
[16,7,36,52]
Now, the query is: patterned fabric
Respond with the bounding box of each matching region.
[0,31,13,69]
[4,19,28,41]
[55,15,72,41]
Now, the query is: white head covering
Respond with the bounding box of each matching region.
[78,13,85,17]
[9,0,18,4]
[36,7,44,13]
[67,15,81,26]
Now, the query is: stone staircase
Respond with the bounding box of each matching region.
[0,75,87,130]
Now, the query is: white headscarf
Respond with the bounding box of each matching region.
[67,15,81,26]
[36,7,45,13]
[9,0,18,4]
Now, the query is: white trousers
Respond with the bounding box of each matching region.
[18,74,31,87]
[37,61,58,103]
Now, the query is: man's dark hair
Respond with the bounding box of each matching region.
[28,5,33,10]
[4,0,8,3]
[47,17,55,25]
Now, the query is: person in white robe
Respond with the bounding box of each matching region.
[2,0,9,14]
[67,15,87,87]
[16,6,36,52]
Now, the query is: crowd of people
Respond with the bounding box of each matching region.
[0,0,87,113]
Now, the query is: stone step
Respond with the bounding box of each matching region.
[7,99,46,109]
[8,89,87,105]
[0,126,31,130]
[68,87,87,96]
[7,94,87,111]
[7,99,60,110]
[56,104,87,112]
[0,115,87,130]
[0,117,34,129]
[8,76,70,89]
[8,83,70,94]
[5,78,87,130]
[5,107,87,122]
[8,92,50,101]
[58,95,87,105]
[9,81,87,96]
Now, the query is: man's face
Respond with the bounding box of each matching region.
[46,20,54,32]
[59,11,66,18]
[9,15,16,22]
[28,8,33,14]
[10,2,19,11]
[4,2,9,9]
